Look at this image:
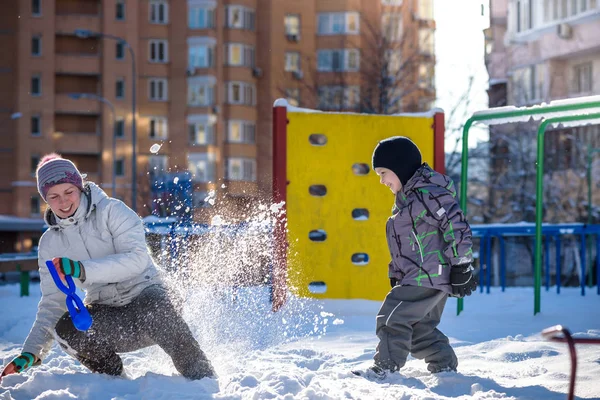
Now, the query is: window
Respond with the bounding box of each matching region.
[573,62,593,93]
[317,12,360,35]
[149,117,168,139]
[116,42,125,60]
[150,0,169,24]
[148,155,168,175]
[382,0,403,4]
[31,196,40,216]
[285,14,300,36]
[115,159,125,176]
[31,75,41,96]
[285,88,300,107]
[188,116,216,145]
[226,158,256,181]
[31,115,41,136]
[149,40,168,63]
[418,29,434,56]
[188,153,216,182]
[317,49,360,72]
[227,120,256,143]
[149,78,168,101]
[382,13,402,41]
[417,0,434,20]
[318,86,360,110]
[226,82,255,105]
[31,35,41,56]
[386,50,402,74]
[511,64,544,104]
[188,3,215,28]
[32,0,41,16]
[285,52,300,72]
[542,0,595,23]
[226,6,255,30]
[31,155,39,175]
[188,37,215,69]
[115,118,125,138]
[225,43,255,67]
[188,76,215,106]
[116,78,125,99]
[116,0,125,20]
[418,64,434,89]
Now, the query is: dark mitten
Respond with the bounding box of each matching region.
[390,278,398,288]
[450,263,477,297]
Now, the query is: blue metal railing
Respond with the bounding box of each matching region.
[471,223,600,295]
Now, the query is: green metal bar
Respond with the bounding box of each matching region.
[535,112,600,314]
[16,264,30,297]
[458,99,600,316]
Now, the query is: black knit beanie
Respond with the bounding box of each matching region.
[372,136,422,186]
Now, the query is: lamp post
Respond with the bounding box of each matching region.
[68,93,117,197]
[74,29,137,211]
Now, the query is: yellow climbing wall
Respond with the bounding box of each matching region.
[286,111,438,300]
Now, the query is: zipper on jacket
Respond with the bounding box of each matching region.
[411,230,424,264]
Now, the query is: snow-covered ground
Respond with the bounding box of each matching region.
[1,283,599,400]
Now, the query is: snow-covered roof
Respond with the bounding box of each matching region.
[0,215,46,232]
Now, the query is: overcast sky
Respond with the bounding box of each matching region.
[434,0,490,151]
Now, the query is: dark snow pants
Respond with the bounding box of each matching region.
[374,285,458,373]
[54,284,214,380]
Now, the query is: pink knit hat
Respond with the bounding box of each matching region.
[36,153,84,201]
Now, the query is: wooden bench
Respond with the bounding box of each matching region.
[0,258,39,296]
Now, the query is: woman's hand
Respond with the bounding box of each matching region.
[52,257,85,283]
[0,353,39,382]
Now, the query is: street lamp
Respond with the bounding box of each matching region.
[74,29,137,211]
[68,93,117,198]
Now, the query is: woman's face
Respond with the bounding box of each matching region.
[375,167,402,194]
[46,183,82,219]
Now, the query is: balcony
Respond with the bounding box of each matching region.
[53,131,101,154]
[54,93,101,114]
[55,54,100,75]
[55,14,100,35]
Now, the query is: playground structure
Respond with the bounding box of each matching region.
[460,95,600,314]
[270,99,445,310]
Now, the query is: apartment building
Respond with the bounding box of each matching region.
[0,0,435,252]
[484,0,600,223]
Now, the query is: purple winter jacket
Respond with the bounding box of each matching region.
[386,163,473,295]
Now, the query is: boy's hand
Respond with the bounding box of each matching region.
[450,263,477,297]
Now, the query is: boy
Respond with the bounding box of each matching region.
[355,136,477,379]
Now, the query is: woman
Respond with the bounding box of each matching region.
[0,154,214,380]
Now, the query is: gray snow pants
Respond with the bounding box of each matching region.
[374,285,458,373]
[54,284,214,380]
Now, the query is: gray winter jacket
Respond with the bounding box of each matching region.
[22,182,162,359]
[386,164,473,295]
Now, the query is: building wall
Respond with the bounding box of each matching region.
[3,0,436,245]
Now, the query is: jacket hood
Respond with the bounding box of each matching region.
[44,182,109,229]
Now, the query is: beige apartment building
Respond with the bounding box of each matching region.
[0,0,435,253]
[485,0,600,223]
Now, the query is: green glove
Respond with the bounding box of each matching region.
[11,352,38,372]
[57,257,84,279]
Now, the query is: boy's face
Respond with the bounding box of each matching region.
[375,167,402,194]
